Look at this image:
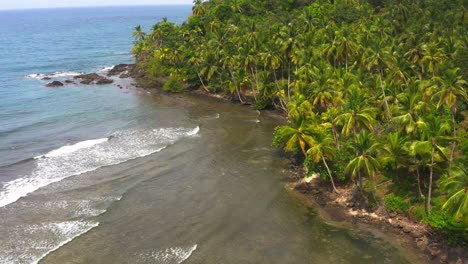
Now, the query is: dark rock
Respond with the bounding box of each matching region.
[42,77,52,80]
[74,73,113,85]
[294,182,312,192]
[107,64,132,76]
[410,230,424,238]
[64,80,74,83]
[75,73,101,84]
[402,226,412,233]
[96,78,113,85]
[46,81,64,87]
[119,72,131,78]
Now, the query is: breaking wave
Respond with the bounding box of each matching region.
[0,126,200,208]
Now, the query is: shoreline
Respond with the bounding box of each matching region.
[164,88,467,264]
[61,64,465,263]
[283,163,467,264]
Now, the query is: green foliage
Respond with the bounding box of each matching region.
[133,0,468,232]
[424,211,468,246]
[385,193,410,214]
[409,204,426,221]
[163,76,185,93]
[440,163,468,225]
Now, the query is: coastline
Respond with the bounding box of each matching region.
[283,163,467,264]
[57,64,466,264]
[139,86,467,264]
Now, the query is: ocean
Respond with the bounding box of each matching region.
[0,5,420,264]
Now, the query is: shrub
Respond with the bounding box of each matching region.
[424,211,468,246]
[163,76,184,93]
[384,193,410,214]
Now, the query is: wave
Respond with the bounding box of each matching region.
[139,245,198,264]
[0,126,199,208]
[96,65,114,74]
[32,221,99,264]
[0,220,99,264]
[26,71,83,80]
[34,138,109,159]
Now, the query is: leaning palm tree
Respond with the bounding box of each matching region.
[305,127,340,193]
[273,110,316,156]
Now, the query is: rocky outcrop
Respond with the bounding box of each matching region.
[74,73,113,85]
[46,81,64,87]
[107,64,135,77]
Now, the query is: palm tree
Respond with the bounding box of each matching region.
[133,25,146,43]
[335,87,376,136]
[381,132,408,183]
[345,131,382,202]
[440,163,468,225]
[416,114,452,213]
[306,127,340,193]
[192,0,206,16]
[431,67,468,176]
[421,42,447,77]
[273,110,316,156]
[362,39,394,119]
[392,78,428,197]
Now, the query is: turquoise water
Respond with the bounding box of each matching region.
[0,6,191,167]
[0,6,421,264]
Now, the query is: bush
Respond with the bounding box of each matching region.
[384,193,410,214]
[424,211,468,246]
[163,76,184,93]
[409,204,426,221]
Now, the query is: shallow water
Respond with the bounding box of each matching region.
[1,94,411,264]
[0,6,419,264]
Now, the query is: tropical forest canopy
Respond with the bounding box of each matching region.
[133,0,468,242]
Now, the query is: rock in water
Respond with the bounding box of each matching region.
[107,64,130,76]
[74,73,113,85]
[46,81,64,87]
[96,78,113,84]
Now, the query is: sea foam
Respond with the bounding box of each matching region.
[139,244,198,264]
[35,138,109,159]
[0,126,199,208]
[0,220,98,264]
[26,72,83,79]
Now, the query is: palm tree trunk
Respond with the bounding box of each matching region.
[228,67,244,104]
[416,163,424,198]
[426,143,435,214]
[196,70,210,92]
[379,70,392,120]
[449,108,457,178]
[370,172,379,205]
[322,155,339,193]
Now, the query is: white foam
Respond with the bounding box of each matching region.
[35,138,109,159]
[32,221,99,264]
[26,71,83,79]
[0,221,98,264]
[140,245,197,264]
[186,126,200,136]
[0,127,199,208]
[97,66,114,74]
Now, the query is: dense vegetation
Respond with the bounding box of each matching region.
[132,0,467,242]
